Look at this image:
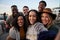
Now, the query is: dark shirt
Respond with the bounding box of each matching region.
[48,24,59,33]
[38,30,57,40]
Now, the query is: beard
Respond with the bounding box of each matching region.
[12,12,17,18]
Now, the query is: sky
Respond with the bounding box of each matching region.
[0,0,59,15]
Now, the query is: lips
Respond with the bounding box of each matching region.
[42,20,48,24]
[30,20,35,24]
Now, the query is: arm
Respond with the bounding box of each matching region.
[6,16,10,26]
[6,27,16,40]
[6,36,15,40]
[35,22,48,34]
[6,16,12,28]
[55,31,60,40]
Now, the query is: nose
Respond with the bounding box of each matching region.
[42,17,46,21]
[30,16,34,20]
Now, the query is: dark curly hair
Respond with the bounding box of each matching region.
[39,1,47,7]
[11,5,17,8]
[12,12,28,32]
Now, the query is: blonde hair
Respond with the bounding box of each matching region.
[42,8,53,28]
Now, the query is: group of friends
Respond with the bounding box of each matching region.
[3,0,60,40]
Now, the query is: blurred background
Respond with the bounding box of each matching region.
[0,0,60,40]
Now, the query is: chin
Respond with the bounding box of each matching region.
[19,25,23,27]
[30,23,34,25]
[43,23,47,25]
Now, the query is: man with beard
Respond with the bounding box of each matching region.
[6,5,19,32]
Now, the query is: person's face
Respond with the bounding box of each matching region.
[11,7,18,16]
[41,13,50,25]
[17,16,24,27]
[23,8,29,14]
[38,3,45,12]
[29,11,37,25]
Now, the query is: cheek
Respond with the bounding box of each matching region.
[44,17,49,24]
[33,17,36,20]
[17,20,24,25]
[17,21,19,25]
[41,17,44,21]
[41,17,49,23]
[20,20,24,24]
[29,17,31,21]
[22,21,24,24]
[33,17,36,22]
[41,17,45,21]
[46,18,49,21]
[29,16,37,24]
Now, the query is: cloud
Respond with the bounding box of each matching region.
[0,4,11,15]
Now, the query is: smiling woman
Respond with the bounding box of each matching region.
[6,12,28,40]
[26,9,48,40]
[0,0,59,40]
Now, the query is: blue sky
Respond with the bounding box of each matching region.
[0,0,59,15]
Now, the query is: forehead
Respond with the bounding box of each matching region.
[39,2,45,5]
[42,13,50,16]
[29,11,36,15]
[23,7,28,10]
[11,7,17,9]
[18,16,23,19]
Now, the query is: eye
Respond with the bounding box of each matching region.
[29,15,31,17]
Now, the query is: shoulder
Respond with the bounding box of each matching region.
[50,24,59,30]
[7,15,12,19]
[9,27,16,33]
[34,22,45,29]
[9,27,18,35]
[9,27,17,39]
[34,22,48,33]
[48,24,59,33]
[6,15,13,21]
[35,22,44,26]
